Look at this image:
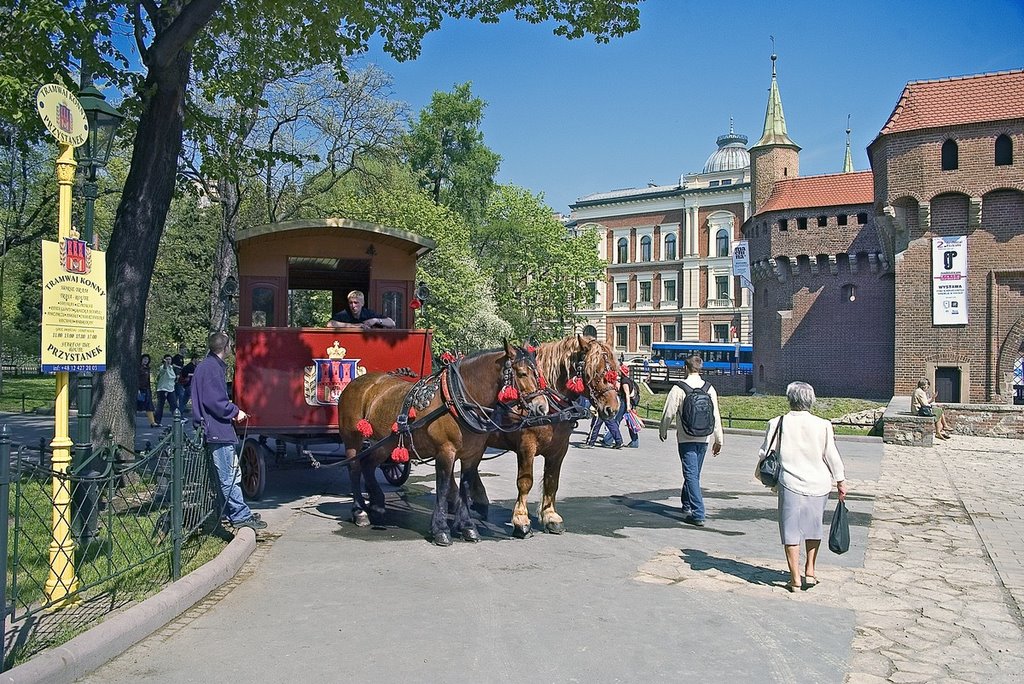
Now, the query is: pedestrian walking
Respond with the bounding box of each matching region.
[172,344,189,412]
[138,353,157,427]
[658,354,723,526]
[759,381,847,592]
[154,353,178,425]
[191,332,266,531]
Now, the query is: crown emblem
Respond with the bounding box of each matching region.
[326,342,347,359]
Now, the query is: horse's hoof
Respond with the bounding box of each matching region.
[544,520,565,535]
[462,527,480,543]
[512,524,533,539]
[470,502,489,519]
[353,511,370,527]
[433,532,453,547]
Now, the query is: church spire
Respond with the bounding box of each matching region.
[751,50,800,150]
[843,115,854,173]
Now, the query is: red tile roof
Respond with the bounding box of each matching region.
[756,171,874,215]
[878,69,1024,136]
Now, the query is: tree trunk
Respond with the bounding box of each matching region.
[91,53,192,448]
[209,178,240,333]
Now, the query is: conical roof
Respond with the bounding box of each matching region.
[751,54,800,150]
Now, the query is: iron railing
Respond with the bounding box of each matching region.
[0,413,220,669]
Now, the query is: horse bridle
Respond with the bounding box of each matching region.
[498,345,548,408]
[572,351,618,405]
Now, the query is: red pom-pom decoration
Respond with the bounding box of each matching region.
[391,446,409,463]
[605,369,619,384]
[498,385,520,402]
[538,375,548,389]
[391,422,399,433]
[410,299,422,310]
[525,344,537,354]
[566,376,584,393]
[620,365,629,375]
[408,408,417,419]
[356,418,373,438]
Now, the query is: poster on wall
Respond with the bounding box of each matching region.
[931,236,968,325]
[732,240,752,291]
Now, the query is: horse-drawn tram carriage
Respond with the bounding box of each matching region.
[232,218,435,499]
[232,217,624,545]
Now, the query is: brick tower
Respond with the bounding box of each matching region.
[749,54,801,214]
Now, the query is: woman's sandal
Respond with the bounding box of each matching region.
[802,575,819,590]
[785,581,801,593]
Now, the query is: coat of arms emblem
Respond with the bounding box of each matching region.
[60,228,91,275]
[304,341,366,406]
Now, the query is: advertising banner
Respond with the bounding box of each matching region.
[732,240,752,290]
[41,237,107,372]
[931,235,968,325]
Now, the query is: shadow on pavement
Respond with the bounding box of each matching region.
[679,548,789,586]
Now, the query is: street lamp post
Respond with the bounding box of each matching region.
[72,75,122,541]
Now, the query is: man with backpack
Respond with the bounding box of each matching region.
[658,354,724,527]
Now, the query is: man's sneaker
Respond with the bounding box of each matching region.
[683,515,705,527]
[233,515,267,530]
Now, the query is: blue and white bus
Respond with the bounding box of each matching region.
[650,341,753,373]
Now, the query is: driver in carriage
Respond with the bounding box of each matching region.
[327,290,396,330]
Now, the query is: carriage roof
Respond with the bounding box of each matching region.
[237,218,436,257]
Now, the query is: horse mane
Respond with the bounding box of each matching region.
[387,367,418,378]
[537,335,618,391]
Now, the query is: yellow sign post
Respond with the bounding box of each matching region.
[35,83,91,606]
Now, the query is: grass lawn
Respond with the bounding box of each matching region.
[634,386,885,435]
[0,375,57,413]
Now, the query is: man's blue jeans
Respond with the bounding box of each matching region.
[210,443,253,524]
[678,441,709,521]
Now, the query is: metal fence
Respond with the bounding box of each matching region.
[0,414,221,669]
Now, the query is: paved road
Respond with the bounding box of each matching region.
[5,409,1022,683]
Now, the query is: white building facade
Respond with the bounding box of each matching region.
[569,129,753,359]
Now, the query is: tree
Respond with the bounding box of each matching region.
[2,0,641,447]
[181,62,407,333]
[473,185,604,340]
[310,164,511,352]
[405,82,500,224]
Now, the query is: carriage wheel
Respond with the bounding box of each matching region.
[380,458,411,486]
[240,438,268,500]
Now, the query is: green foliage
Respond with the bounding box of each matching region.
[405,82,501,224]
[309,168,510,352]
[0,374,53,412]
[142,194,220,357]
[474,185,604,341]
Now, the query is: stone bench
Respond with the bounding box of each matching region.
[882,396,935,447]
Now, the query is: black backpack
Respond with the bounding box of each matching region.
[678,381,715,437]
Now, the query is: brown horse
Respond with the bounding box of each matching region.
[337,341,548,546]
[464,334,620,538]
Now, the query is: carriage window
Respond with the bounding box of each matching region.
[288,289,332,327]
[640,235,652,261]
[664,234,677,260]
[617,237,628,263]
[252,287,275,327]
[382,291,404,328]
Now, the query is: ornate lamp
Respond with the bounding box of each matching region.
[73,82,123,178]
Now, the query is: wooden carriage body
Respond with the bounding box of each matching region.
[233,218,435,436]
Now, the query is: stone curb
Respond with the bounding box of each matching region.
[1,528,256,684]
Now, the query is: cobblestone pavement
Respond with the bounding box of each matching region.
[637,434,1024,683]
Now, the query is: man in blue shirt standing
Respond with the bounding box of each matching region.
[191,332,266,531]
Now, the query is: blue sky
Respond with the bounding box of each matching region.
[364,0,1024,214]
